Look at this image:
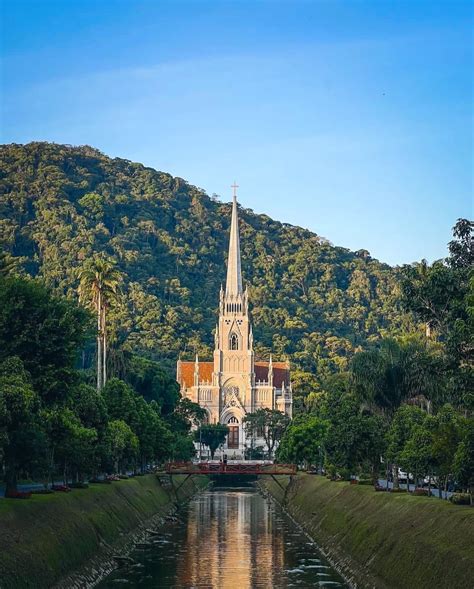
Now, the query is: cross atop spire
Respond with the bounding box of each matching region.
[225,183,243,297]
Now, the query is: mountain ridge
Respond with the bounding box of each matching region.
[0,141,409,389]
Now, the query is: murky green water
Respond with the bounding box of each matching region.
[98,485,348,588]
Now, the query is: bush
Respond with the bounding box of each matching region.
[340,468,351,481]
[390,488,405,494]
[31,488,54,495]
[89,478,112,484]
[358,478,373,485]
[350,479,359,485]
[449,493,472,506]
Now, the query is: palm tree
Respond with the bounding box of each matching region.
[351,337,444,488]
[78,255,122,390]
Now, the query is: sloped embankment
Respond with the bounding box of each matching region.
[0,475,208,588]
[260,473,473,589]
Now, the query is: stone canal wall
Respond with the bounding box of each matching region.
[0,474,209,588]
[260,473,474,589]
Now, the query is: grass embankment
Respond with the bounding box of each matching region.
[0,474,207,588]
[261,474,473,589]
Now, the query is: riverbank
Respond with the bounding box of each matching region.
[0,474,208,588]
[260,473,474,589]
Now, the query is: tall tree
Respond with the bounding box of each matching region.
[0,357,42,495]
[243,408,290,459]
[78,255,122,389]
[195,423,229,459]
[0,276,90,402]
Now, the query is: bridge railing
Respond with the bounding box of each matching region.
[164,461,297,475]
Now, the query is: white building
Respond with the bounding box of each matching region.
[177,188,292,457]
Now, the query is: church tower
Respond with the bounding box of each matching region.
[213,185,254,406]
[177,184,292,458]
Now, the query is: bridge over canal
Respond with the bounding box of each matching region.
[160,461,297,494]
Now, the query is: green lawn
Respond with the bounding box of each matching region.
[262,473,473,589]
[0,474,206,589]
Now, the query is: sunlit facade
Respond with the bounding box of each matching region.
[177,189,292,457]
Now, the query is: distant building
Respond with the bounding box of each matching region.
[177,187,292,457]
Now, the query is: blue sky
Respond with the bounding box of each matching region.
[1,0,472,265]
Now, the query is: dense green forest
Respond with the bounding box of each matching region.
[0,142,411,392]
[0,142,472,499]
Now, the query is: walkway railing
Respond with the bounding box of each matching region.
[165,461,297,475]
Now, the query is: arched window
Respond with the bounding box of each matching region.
[229,332,239,350]
[228,416,239,424]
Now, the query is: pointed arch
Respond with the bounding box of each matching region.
[229,332,239,350]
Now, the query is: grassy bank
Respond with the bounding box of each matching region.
[0,474,208,588]
[261,474,473,589]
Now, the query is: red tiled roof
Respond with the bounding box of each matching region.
[255,361,290,388]
[177,360,290,389]
[178,361,214,389]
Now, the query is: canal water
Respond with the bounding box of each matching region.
[98,485,348,588]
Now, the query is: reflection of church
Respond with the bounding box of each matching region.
[177,186,292,457]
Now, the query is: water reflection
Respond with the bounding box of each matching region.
[99,486,347,588]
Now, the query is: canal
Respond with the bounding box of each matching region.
[98,483,348,588]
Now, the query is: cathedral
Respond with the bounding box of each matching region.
[177,187,293,457]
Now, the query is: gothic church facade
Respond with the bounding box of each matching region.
[177,189,292,457]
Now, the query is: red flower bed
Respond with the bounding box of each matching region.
[413,488,429,496]
[5,490,32,499]
[350,479,359,485]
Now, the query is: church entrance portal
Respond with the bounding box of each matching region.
[228,425,239,449]
[227,416,239,449]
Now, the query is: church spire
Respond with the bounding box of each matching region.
[225,182,243,297]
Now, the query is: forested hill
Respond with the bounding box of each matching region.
[0,142,410,384]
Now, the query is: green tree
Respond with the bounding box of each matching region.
[243,409,290,459]
[0,247,16,276]
[195,424,229,459]
[78,255,122,390]
[277,415,328,469]
[453,420,474,500]
[102,378,140,431]
[125,354,180,414]
[386,405,426,489]
[324,392,386,480]
[399,422,434,491]
[352,337,444,416]
[104,419,139,473]
[0,276,91,402]
[0,357,42,494]
[429,405,465,496]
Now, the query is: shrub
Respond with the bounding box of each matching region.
[31,489,54,495]
[390,488,405,493]
[358,478,373,485]
[449,493,472,506]
[350,479,359,485]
